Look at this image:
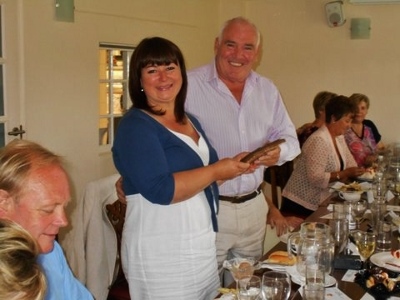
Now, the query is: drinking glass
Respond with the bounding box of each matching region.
[303,284,325,300]
[354,231,376,268]
[376,221,392,252]
[305,263,325,287]
[318,240,335,276]
[261,270,291,300]
[237,275,261,300]
[352,200,367,229]
[370,200,387,229]
[224,257,256,298]
[303,264,326,299]
[332,204,346,220]
[329,218,349,255]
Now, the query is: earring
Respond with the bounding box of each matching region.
[141,88,143,92]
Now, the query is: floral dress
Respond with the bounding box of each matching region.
[344,124,377,167]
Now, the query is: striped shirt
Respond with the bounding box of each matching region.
[186,61,300,197]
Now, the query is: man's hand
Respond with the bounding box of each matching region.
[255,146,281,167]
[115,177,127,204]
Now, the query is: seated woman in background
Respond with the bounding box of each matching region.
[296,91,338,148]
[0,219,46,300]
[344,93,384,167]
[281,95,365,217]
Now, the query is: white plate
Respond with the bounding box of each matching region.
[357,170,375,182]
[215,293,235,300]
[356,176,374,182]
[331,182,371,193]
[285,265,337,287]
[370,252,400,272]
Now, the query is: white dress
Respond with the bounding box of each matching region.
[122,132,219,300]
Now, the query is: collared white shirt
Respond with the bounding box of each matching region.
[186,60,300,196]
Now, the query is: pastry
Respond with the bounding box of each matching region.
[264,250,296,266]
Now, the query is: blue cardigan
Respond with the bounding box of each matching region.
[112,109,220,231]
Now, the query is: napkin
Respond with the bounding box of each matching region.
[347,239,360,256]
[330,181,371,193]
[330,182,345,192]
[215,293,235,300]
[320,212,334,219]
[260,263,287,271]
[342,269,358,282]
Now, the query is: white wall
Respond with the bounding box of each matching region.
[243,0,400,145]
[18,0,220,237]
[10,0,400,239]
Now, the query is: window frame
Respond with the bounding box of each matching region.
[98,43,134,150]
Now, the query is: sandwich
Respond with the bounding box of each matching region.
[264,251,296,266]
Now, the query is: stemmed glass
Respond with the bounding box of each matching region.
[223,258,256,299]
[353,231,376,269]
[237,275,261,300]
[261,271,291,300]
[352,200,367,229]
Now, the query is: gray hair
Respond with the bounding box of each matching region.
[217,17,261,48]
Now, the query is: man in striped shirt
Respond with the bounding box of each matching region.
[185,17,301,286]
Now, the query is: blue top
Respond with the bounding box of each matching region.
[37,242,93,300]
[112,109,220,231]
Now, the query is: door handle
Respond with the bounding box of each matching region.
[8,125,26,139]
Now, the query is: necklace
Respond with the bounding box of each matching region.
[351,123,364,139]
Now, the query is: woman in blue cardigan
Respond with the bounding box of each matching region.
[112,37,250,300]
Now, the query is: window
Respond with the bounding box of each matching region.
[99,44,134,147]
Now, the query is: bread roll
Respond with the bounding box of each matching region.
[264,251,296,266]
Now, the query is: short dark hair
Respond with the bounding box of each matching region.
[325,95,355,123]
[128,37,187,123]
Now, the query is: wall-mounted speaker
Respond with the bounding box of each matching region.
[325,1,346,27]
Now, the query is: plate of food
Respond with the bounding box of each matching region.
[357,168,376,182]
[263,251,297,266]
[216,288,236,300]
[354,267,400,299]
[370,251,400,272]
[331,181,371,193]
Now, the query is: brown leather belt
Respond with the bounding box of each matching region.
[219,185,262,204]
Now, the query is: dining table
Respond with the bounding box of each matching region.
[218,190,400,299]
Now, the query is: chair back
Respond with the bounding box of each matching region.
[106,200,130,300]
[264,160,294,208]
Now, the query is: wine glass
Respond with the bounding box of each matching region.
[261,271,291,300]
[352,200,367,229]
[237,275,261,300]
[223,257,256,298]
[354,231,376,268]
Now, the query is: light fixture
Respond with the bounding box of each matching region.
[350,18,371,39]
[55,0,74,22]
